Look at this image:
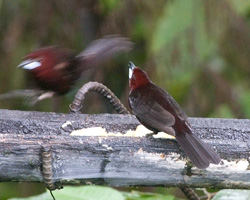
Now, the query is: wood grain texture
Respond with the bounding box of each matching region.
[0,109,249,188]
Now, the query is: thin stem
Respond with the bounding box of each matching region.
[41,146,56,191]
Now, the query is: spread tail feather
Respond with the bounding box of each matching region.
[175,132,220,169]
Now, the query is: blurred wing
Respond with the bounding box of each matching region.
[76,35,133,66]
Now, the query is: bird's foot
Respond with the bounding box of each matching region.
[145,132,157,139]
[37,91,55,101]
[26,91,55,106]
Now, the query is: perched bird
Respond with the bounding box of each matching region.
[18,35,133,102]
[128,61,220,169]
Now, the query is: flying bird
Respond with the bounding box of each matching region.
[128,61,220,169]
[18,35,133,102]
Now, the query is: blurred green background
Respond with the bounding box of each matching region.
[0,0,250,199]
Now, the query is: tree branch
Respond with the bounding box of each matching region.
[0,109,249,189]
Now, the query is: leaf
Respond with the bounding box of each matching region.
[9,186,125,200]
[123,190,176,200]
[212,189,250,200]
[52,186,125,200]
[8,191,51,200]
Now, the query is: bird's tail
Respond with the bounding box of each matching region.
[175,132,220,169]
[76,35,133,73]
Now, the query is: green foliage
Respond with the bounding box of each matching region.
[151,0,202,101]
[213,189,250,200]
[239,89,250,118]
[151,1,197,93]
[8,186,178,200]
[209,104,235,118]
[0,183,45,200]
[9,192,50,200]
[230,0,250,16]
[99,0,120,13]
[123,190,176,200]
[149,0,250,118]
[52,186,124,200]
[151,0,194,53]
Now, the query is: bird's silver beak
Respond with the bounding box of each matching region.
[17,59,41,70]
[128,61,135,79]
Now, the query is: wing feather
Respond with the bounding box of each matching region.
[130,96,175,135]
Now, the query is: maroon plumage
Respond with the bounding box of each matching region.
[18,35,133,95]
[128,61,220,169]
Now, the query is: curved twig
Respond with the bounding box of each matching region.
[69,81,130,114]
[69,82,199,200]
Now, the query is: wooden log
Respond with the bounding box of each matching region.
[0,109,249,189]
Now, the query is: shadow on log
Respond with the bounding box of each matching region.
[0,109,249,189]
